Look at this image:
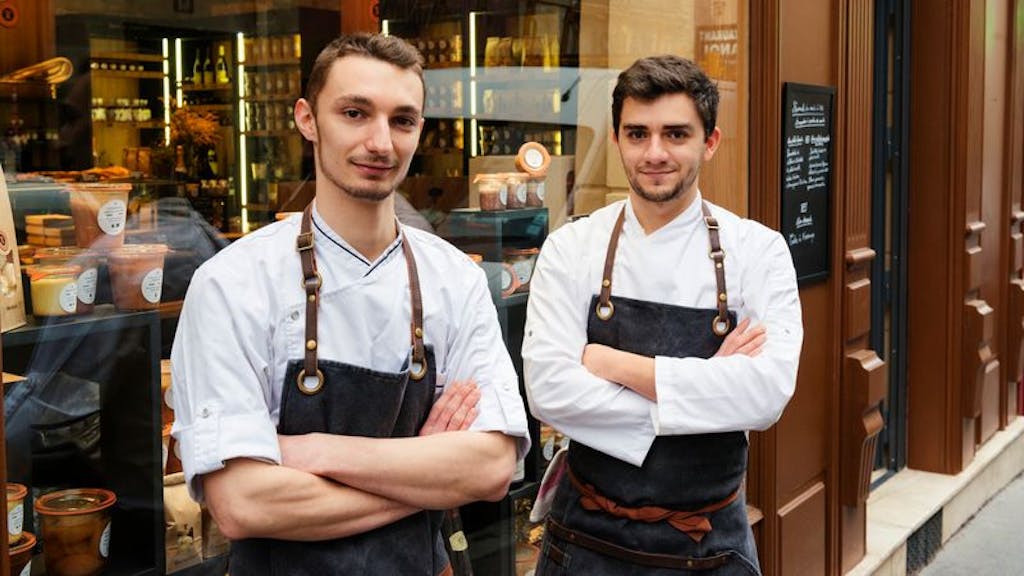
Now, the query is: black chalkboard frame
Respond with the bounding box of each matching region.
[781,82,834,285]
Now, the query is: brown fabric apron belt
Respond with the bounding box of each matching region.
[567,466,738,543]
[437,564,453,576]
[546,518,732,571]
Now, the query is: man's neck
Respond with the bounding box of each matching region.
[629,187,699,235]
[315,188,398,262]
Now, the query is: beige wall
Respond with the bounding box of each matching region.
[576,0,747,216]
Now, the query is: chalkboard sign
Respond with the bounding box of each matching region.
[781,83,834,284]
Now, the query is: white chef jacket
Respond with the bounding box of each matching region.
[522,192,802,467]
[171,205,531,500]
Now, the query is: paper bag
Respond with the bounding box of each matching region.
[0,166,26,332]
[164,472,203,573]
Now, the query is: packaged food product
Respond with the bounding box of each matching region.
[35,488,117,576]
[475,174,506,211]
[525,176,546,207]
[7,482,28,544]
[505,173,530,209]
[107,244,168,311]
[67,183,130,252]
[515,142,551,177]
[503,247,540,293]
[164,473,202,573]
[28,264,81,317]
[9,531,36,576]
[34,247,99,314]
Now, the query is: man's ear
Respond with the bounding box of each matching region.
[295,98,317,143]
[703,126,722,161]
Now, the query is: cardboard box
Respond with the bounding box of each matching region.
[0,166,27,332]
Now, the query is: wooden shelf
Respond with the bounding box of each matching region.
[243,94,297,102]
[242,59,301,68]
[187,104,233,112]
[92,51,164,63]
[92,120,167,129]
[182,84,234,92]
[243,130,295,137]
[92,70,165,80]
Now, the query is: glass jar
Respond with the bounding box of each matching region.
[503,247,540,293]
[476,174,506,211]
[9,530,35,576]
[35,488,117,576]
[28,264,82,317]
[505,173,530,209]
[35,247,99,315]
[107,244,168,311]
[7,483,28,544]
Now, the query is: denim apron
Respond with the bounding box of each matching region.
[535,203,761,575]
[230,205,450,576]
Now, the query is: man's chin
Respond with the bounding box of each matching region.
[344,187,393,202]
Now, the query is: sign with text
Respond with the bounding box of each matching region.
[781,82,833,284]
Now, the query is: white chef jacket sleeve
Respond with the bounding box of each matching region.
[170,263,281,502]
[523,228,657,467]
[652,227,803,434]
[441,259,531,459]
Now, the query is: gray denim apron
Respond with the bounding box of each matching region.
[230,205,450,576]
[535,203,761,575]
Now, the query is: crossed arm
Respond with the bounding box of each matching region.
[582,317,767,401]
[203,381,513,541]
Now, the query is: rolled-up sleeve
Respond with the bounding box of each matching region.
[442,262,531,460]
[652,230,803,434]
[170,264,281,502]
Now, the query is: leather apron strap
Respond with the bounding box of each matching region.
[296,204,427,395]
[596,201,731,335]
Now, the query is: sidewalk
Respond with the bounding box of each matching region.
[918,472,1024,575]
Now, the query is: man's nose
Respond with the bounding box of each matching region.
[644,135,670,162]
[365,116,394,153]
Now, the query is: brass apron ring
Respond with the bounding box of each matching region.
[595,299,615,321]
[712,315,731,337]
[296,368,325,395]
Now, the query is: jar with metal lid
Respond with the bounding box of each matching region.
[28,264,82,317]
[525,175,547,207]
[34,247,99,315]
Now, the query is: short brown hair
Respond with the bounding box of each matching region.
[612,55,719,140]
[305,33,425,113]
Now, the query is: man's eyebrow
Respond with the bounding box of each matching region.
[621,123,649,131]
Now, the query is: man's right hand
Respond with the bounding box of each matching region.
[419,380,480,436]
[714,318,767,358]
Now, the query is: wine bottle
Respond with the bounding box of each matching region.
[215,45,230,84]
[203,50,214,86]
[192,49,202,86]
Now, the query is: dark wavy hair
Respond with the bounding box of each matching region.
[305,33,425,113]
[612,55,719,140]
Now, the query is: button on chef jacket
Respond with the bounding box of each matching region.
[171,205,532,500]
[523,193,803,467]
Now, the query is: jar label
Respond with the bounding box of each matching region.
[60,281,79,313]
[500,268,513,291]
[524,148,544,170]
[537,182,546,201]
[97,199,127,236]
[499,186,508,207]
[8,502,23,535]
[18,561,30,576]
[100,521,111,558]
[141,268,164,303]
[515,183,527,204]
[511,260,533,284]
[78,267,98,304]
[542,436,555,461]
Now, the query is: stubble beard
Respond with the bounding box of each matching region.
[315,133,401,203]
[627,163,700,204]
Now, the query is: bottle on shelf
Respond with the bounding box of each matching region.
[215,45,230,84]
[207,148,219,177]
[174,145,188,180]
[192,49,203,86]
[203,50,214,86]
